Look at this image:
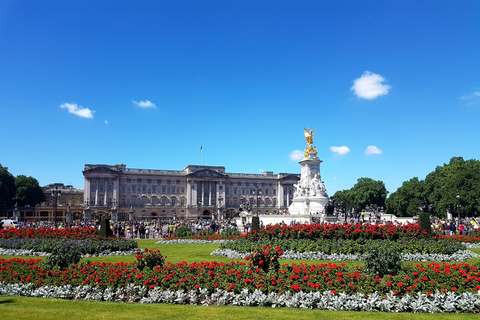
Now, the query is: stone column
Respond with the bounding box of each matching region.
[208,181,212,206]
[104,181,108,205]
[201,181,205,205]
[113,178,119,205]
[84,178,90,207]
[286,188,290,207]
[95,181,99,205]
[186,180,192,205]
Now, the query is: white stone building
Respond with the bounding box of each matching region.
[83,164,300,220]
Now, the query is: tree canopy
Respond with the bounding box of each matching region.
[385,157,480,218]
[332,177,388,212]
[0,164,16,209]
[424,157,480,218]
[385,177,425,217]
[14,175,46,207]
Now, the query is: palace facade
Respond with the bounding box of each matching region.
[83,164,300,220]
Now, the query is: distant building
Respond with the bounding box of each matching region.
[83,164,300,220]
[1,183,84,222]
[36,183,85,221]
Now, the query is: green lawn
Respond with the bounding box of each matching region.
[1,296,479,320]
[1,240,480,319]
[2,240,479,266]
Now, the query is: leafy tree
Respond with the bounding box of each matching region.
[0,164,16,209]
[14,175,46,207]
[331,189,353,213]
[385,177,425,217]
[332,178,388,212]
[349,177,388,210]
[424,157,480,218]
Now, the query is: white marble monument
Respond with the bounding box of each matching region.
[288,127,329,216]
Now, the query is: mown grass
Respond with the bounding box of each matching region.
[2,241,479,266]
[1,296,479,320]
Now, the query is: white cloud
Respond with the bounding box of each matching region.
[132,100,156,108]
[460,91,480,106]
[365,145,382,155]
[104,120,109,125]
[351,71,391,99]
[290,150,304,161]
[60,103,94,118]
[330,146,350,155]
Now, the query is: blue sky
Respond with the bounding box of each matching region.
[1,0,479,197]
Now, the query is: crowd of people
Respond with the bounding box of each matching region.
[6,214,480,239]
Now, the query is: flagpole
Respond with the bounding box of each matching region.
[200,144,203,166]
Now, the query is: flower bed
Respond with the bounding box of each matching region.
[210,248,480,262]
[1,256,480,295]
[0,227,102,240]
[219,238,467,255]
[160,223,480,244]
[1,256,480,312]
[0,227,139,256]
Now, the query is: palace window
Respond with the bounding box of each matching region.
[99,185,104,192]
[181,187,184,193]
[162,186,166,193]
[152,186,156,193]
[91,185,96,192]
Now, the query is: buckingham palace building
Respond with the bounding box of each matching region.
[83,164,300,220]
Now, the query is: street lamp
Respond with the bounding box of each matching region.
[51,186,62,224]
[252,187,262,216]
[456,191,460,221]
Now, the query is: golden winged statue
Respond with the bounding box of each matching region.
[303,127,318,157]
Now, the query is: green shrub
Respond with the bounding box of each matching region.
[364,246,402,277]
[42,244,82,270]
[251,216,260,233]
[99,218,113,237]
[135,249,165,271]
[221,228,240,236]
[247,245,282,273]
[173,226,195,237]
[197,229,214,236]
[418,212,432,236]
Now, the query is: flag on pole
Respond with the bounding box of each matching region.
[200,144,202,150]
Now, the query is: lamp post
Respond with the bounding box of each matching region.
[456,191,460,221]
[51,186,62,224]
[252,187,262,216]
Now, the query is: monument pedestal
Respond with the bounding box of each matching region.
[288,152,329,218]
